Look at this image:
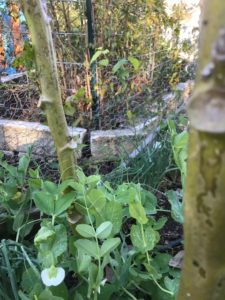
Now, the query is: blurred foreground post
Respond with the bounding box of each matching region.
[20,0,77,181]
[178,0,225,299]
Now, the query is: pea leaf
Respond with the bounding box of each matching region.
[164,276,180,295]
[76,224,96,238]
[129,201,148,224]
[34,223,67,267]
[33,191,54,215]
[75,239,100,259]
[104,201,123,235]
[96,221,112,239]
[87,189,106,213]
[77,251,92,273]
[43,181,58,195]
[100,238,120,257]
[167,190,183,224]
[131,225,158,253]
[38,289,63,300]
[153,217,167,230]
[54,192,76,216]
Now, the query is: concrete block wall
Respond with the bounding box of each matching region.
[0,119,86,158]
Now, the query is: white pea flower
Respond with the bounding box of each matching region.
[41,265,65,287]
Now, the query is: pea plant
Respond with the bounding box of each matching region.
[166,119,189,225]
[16,169,181,300]
[0,147,42,240]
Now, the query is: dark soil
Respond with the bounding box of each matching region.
[157,170,183,254]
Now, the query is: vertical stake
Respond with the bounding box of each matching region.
[86,0,99,129]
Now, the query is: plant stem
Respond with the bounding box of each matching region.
[1,241,19,300]
[83,192,101,298]
[122,287,138,300]
[20,246,40,278]
[141,225,173,296]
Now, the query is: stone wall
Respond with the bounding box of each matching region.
[0,119,86,158]
[0,117,158,161]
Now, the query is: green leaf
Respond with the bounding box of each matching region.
[75,239,100,259]
[88,263,100,298]
[77,251,92,273]
[128,56,140,70]
[152,253,171,274]
[116,184,135,204]
[33,191,55,215]
[18,154,30,174]
[76,224,96,238]
[174,131,188,149]
[144,263,162,281]
[86,175,101,185]
[18,291,31,300]
[142,190,157,214]
[73,293,85,300]
[59,180,84,193]
[104,201,123,235]
[21,268,40,294]
[90,49,109,65]
[112,59,128,73]
[64,99,76,116]
[96,221,112,239]
[75,88,86,99]
[38,289,64,300]
[51,224,67,260]
[54,191,76,216]
[35,223,67,267]
[43,181,58,195]
[99,59,109,66]
[153,217,167,230]
[167,190,183,224]
[76,170,86,184]
[164,276,180,295]
[129,201,148,224]
[34,226,55,245]
[50,283,69,300]
[100,238,120,257]
[0,160,17,177]
[87,189,106,213]
[131,225,158,253]
[13,210,25,231]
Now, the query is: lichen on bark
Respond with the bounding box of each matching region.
[178,0,225,299]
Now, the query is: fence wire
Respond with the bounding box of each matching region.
[0,0,199,180]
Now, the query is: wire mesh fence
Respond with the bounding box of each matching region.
[0,0,199,181]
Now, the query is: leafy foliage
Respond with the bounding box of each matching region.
[0,151,182,299]
[24,169,180,299]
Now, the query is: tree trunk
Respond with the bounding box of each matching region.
[20,0,77,181]
[178,0,225,299]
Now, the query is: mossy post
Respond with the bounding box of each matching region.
[20,0,77,181]
[178,0,225,299]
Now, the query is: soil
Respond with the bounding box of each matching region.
[157,170,183,254]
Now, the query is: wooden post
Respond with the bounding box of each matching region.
[20,0,77,181]
[178,1,225,299]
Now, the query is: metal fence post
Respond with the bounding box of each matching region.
[86,0,99,129]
